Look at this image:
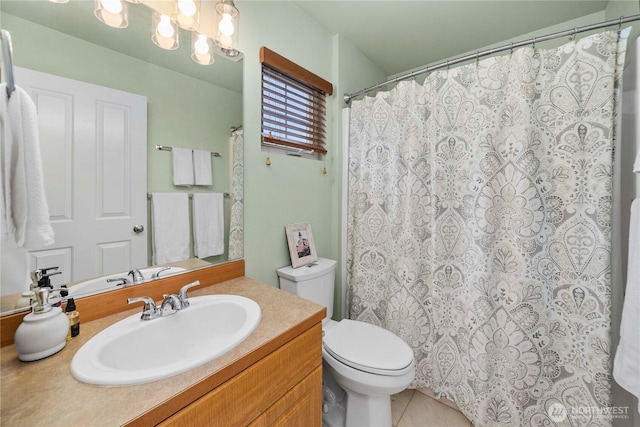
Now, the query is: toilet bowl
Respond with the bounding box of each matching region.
[277,258,415,427]
[322,319,415,427]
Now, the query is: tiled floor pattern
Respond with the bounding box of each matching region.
[392,389,473,427]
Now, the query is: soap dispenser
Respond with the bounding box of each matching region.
[14,288,69,362]
[14,269,45,309]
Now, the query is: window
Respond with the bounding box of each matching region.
[260,47,333,155]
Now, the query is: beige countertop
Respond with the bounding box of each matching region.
[0,277,324,426]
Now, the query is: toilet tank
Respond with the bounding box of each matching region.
[277,258,336,321]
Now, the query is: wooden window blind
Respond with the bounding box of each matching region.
[260,47,333,155]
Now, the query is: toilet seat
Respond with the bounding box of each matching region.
[323,319,414,376]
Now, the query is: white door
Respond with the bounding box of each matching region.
[1,67,147,294]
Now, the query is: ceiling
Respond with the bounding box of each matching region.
[292,0,611,77]
[1,1,615,90]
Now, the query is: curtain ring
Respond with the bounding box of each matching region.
[476,51,480,64]
[446,59,450,70]
[570,27,577,41]
[510,42,514,55]
[532,36,536,49]
[618,16,624,31]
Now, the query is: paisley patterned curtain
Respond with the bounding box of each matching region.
[346,30,628,425]
[228,129,244,260]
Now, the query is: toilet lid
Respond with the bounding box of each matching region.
[323,319,414,376]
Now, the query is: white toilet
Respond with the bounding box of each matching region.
[277,258,415,427]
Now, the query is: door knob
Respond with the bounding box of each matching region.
[133,225,144,233]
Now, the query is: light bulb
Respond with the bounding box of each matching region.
[100,0,123,14]
[157,15,175,38]
[219,13,235,36]
[193,51,213,65]
[178,0,197,17]
[195,34,210,55]
[219,34,233,49]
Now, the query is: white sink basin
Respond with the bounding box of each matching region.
[71,295,261,386]
[67,267,186,297]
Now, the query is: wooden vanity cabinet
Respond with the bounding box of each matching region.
[159,323,323,427]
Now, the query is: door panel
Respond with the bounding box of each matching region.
[1,67,147,295]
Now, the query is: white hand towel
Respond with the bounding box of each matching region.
[192,193,224,258]
[634,150,640,173]
[151,192,190,264]
[1,83,12,241]
[0,83,54,248]
[614,199,640,414]
[172,147,194,186]
[193,149,212,186]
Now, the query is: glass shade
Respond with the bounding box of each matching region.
[192,33,214,65]
[94,0,128,29]
[173,0,200,30]
[213,0,239,51]
[152,11,179,50]
[48,0,70,4]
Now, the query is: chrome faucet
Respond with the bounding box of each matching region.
[127,280,201,321]
[128,269,145,283]
[160,294,183,316]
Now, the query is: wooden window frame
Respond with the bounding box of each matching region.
[260,47,333,155]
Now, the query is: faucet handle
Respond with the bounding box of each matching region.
[107,277,131,286]
[178,280,200,307]
[151,266,171,279]
[127,296,159,320]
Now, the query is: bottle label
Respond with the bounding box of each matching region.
[67,313,80,339]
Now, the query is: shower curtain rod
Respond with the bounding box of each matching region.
[344,13,640,104]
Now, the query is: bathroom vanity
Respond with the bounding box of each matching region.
[0,261,325,426]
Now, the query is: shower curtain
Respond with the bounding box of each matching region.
[228,129,244,260]
[346,30,628,425]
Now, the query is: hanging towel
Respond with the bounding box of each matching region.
[192,193,224,258]
[634,150,640,173]
[0,83,54,248]
[614,198,640,413]
[193,149,213,186]
[150,192,190,264]
[171,147,194,186]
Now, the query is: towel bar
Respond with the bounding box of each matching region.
[147,192,230,199]
[155,144,221,157]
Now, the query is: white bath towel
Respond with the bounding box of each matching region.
[151,192,190,264]
[192,193,224,258]
[0,83,54,248]
[614,198,640,414]
[193,149,212,186]
[171,147,194,186]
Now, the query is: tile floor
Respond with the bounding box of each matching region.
[392,389,473,427]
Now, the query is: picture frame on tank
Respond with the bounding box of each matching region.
[285,223,318,268]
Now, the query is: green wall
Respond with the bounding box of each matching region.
[238,1,335,287]
[2,12,242,264]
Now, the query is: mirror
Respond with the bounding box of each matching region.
[0,0,243,314]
